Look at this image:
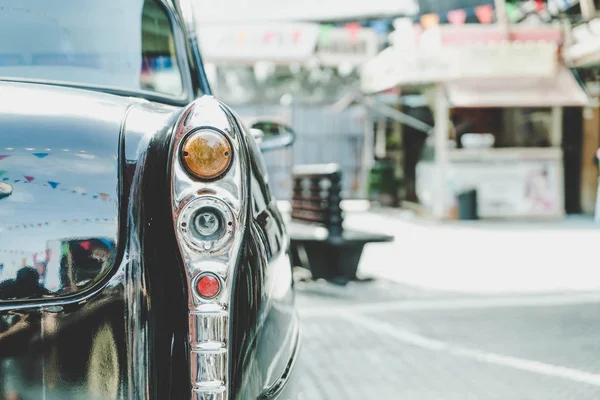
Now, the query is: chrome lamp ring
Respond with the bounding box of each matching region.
[177,196,235,253]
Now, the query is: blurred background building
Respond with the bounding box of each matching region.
[191,0,600,221]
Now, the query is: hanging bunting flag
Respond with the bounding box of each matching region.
[504,2,523,22]
[475,4,495,24]
[24,176,34,183]
[48,181,59,189]
[33,152,49,158]
[535,0,544,12]
[264,31,274,43]
[371,20,389,36]
[319,24,334,46]
[447,9,467,25]
[238,30,247,45]
[0,155,10,160]
[2,177,8,181]
[292,30,302,43]
[420,13,440,29]
[13,179,20,183]
[345,22,361,43]
[0,170,6,178]
[93,195,99,199]
[99,193,110,201]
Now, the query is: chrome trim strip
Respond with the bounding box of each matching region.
[170,95,250,400]
[258,320,302,400]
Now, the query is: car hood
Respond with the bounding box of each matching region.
[0,81,148,299]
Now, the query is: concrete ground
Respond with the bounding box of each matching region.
[285,202,600,399]
[293,280,600,400]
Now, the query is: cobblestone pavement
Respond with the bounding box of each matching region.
[292,279,600,400]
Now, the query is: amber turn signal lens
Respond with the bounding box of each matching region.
[181,130,232,180]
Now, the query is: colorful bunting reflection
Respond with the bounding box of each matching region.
[0,173,114,202]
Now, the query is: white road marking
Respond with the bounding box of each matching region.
[299,291,600,317]
[339,312,600,387]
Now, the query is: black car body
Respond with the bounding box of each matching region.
[0,1,300,399]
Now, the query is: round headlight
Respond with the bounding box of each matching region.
[192,207,224,240]
[177,196,235,253]
[180,129,232,180]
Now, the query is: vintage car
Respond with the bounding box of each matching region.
[0,0,300,399]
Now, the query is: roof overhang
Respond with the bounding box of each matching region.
[361,24,564,94]
[444,65,590,108]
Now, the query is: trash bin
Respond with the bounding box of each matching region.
[368,159,398,206]
[457,189,478,220]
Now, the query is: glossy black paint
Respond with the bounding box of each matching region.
[133,109,190,399]
[0,1,299,399]
[0,82,137,399]
[224,110,299,400]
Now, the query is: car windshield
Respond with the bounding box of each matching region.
[0,0,185,98]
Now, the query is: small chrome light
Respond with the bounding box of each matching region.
[192,207,224,240]
[195,272,221,299]
[178,197,235,253]
[180,129,233,181]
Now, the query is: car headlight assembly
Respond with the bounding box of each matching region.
[177,196,234,253]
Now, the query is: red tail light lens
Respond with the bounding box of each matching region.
[196,273,221,299]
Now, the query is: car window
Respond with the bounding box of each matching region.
[140,0,184,96]
[0,0,185,97]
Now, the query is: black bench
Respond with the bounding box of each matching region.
[287,164,394,284]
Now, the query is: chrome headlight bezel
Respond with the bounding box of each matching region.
[176,196,235,254]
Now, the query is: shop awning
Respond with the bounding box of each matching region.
[361,24,564,94]
[444,66,590,108]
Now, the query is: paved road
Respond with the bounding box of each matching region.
[293,279,600,400]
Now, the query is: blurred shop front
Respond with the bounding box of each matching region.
[361,20,590,219]
[563,13,600,217]
[196,22,381,200]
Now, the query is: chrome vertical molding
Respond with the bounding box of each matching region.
[169,96,249,400]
